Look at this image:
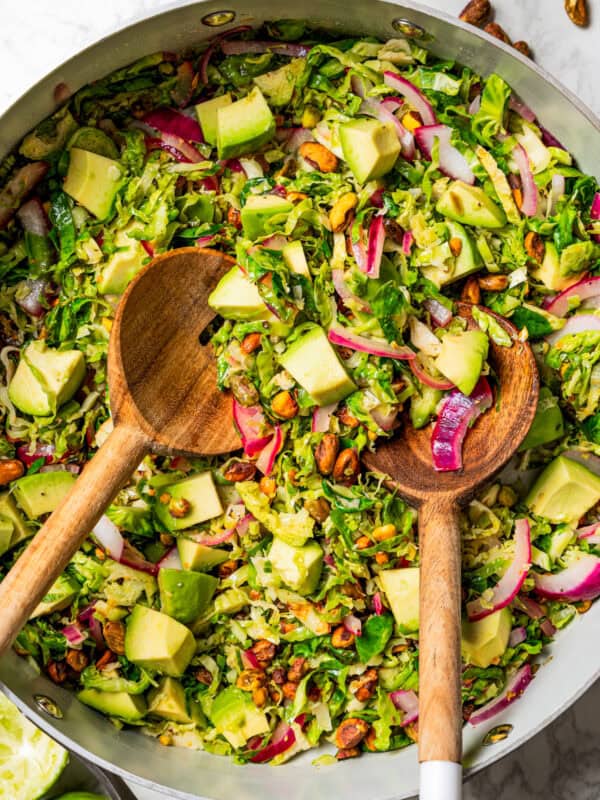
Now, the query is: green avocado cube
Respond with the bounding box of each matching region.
[148,677,191,723]
[208,266,269,321]
[177,538,230,572]
[526,455,600,523]
[64,147,122,220]
[125,605,196,677]
[0,491,32,549]
[339,118,400,184]
[213,588,249,615]
[9,341,86,417]
[435,330,489,397]
[241,195,293,241]
[0,517,14,558]
[378,567,419,633]
[216,87,275,160]
[519,387,564,451]
[436,181,506,229]
[421,221,482,288]
[461,607,512,668]
[195,94,232,146]
[532,242,581,292]
[158,568,218,624]
[210,686,269,748]
[30,574,79,618]
[269,537,323,596]
[154,472,223,532]
[279,325,356,406]
[282,240,310,279]
[78,688,147,722]
[253,58,306,107]
[98,224,148,295]
[13,471,76,519]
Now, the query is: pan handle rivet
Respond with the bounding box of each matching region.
[201,10,236,26]
[33,694,63,719]
[391,18,428,39]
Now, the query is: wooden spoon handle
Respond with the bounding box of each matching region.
[0,423,147,656]
[418,496,463,769]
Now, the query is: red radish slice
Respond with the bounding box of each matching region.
[373,592,384,615]
[92,515,124,561]
[370,405,399,432]
[383,71,437,125]
[509,626,527,647]
[61,624,87,647]
[343,613,362,636]
[409,359,454,390]
[17,197,50,237]
[365,214,385,278]
[256,425,283,476]
[469,664,533,726]
[544,276,600,317]
[331,269,372,313]
[191,527,236,547]
[143,108,203,142]
[311,402,338,433]
[199,24,252,84]
[414,124,475,185]
[512,144,537,216]
[545,313,600,346]
[328,324,415,360]
[233,401,273,457]
[467,519,532,621]
[389,690,419,725]
[540,125,565,150]
[508,94,536,122]
[16,442,55,467]
[141,240,155,258]
[250,720,296,763]
[431,378,493,472]
[533,553,600,601]
[424,297,452,327]
[157,546,183,571]
[577,522,600,545]
[402,231,414,255]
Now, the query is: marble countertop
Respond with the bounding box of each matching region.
[1,2,599,799]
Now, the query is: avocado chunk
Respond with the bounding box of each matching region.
[30,574,79,618]
[241,195,294,241]
[13,471,75,519]
[526,455,600,523]
[410,385,443,429]
[436,181,506,229]
[378,567,419,633]
[531,241,583,292]
[177,538,230,572]
[0,491,32,551]
[195,94,232,146]
[421,221,482,287]
[282,240,310,279]
[253,58,306,106]
[0,517,13,558]
[461,607,512,668]
[9,340,86,417]
[434,330,489,396]
[269,537,323,596]
[125,605,196,677]
[339,118,400,184]
[214,588,249,615]
[154,471,223,532]
[98,224,148,295]
[279,326,356,406]
[158,568,218,624]
[210,686,269,748]
[148,677,191,723]
[78,688,147,722]
[63,147,122,219]
[208,265,270,321]
[518,387,564,451]
[216,87,275,160]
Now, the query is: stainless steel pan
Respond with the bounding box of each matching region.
[1,3,599,799]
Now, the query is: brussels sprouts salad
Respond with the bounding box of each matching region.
[1,19,600,765]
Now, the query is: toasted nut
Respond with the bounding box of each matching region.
[66,649,89,672]
[302,106,321,128]
[513,41,532,58]
[375,551,389,565]
[218,559,239,578]
[331,625,355,649]
[287,657,308,683]
[47,660,68,684]
[195,667,213,685]
[336,747,361,760]
[315,433,340,476]
[223,460,257,483]
[0,459,24,485]
[565,0,588,26]
[249,589,261,601]
[252,686,268,707]
[335,717,370,749]
[350,668,379,702]
[478,274,509,291]
[329,192,358,232]
[577,599,593,614]
[271,390,299,419]
[461,277,481,304]
[299,142,338,173]
[241,332,262,354]
[280,621,297,634]
[287,191,308,203]
[525,231,545,263]
[449,237,463,257]
[459,0,491,26]
[401,111,423,132]
[227,207,241,229]
[103,620,125,655]
[338,406,360,428]
[372,524,397,542]
[282,681,299,700]
[259,476,277,498]
[392,643,409,654]
[160,532,175,546]
[364,727,380,752]
[229,373,259,406]
[484,22,511,44]
[332,448,360,485]
[95,649,116,671]
[251,639,277,665]
[304,497,331,523]
[405,722,419,742]
[237,669,266,692]
[271,667,286,685]
[355,535,372,550]
[169,496,191,519]
[512,187,523,210]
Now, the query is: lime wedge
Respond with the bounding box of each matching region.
[0,691,68,800]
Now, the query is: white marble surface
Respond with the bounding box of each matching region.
[1,2,599,799]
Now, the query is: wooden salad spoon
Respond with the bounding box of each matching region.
[363,302,539,799]
[0,247,241,653]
